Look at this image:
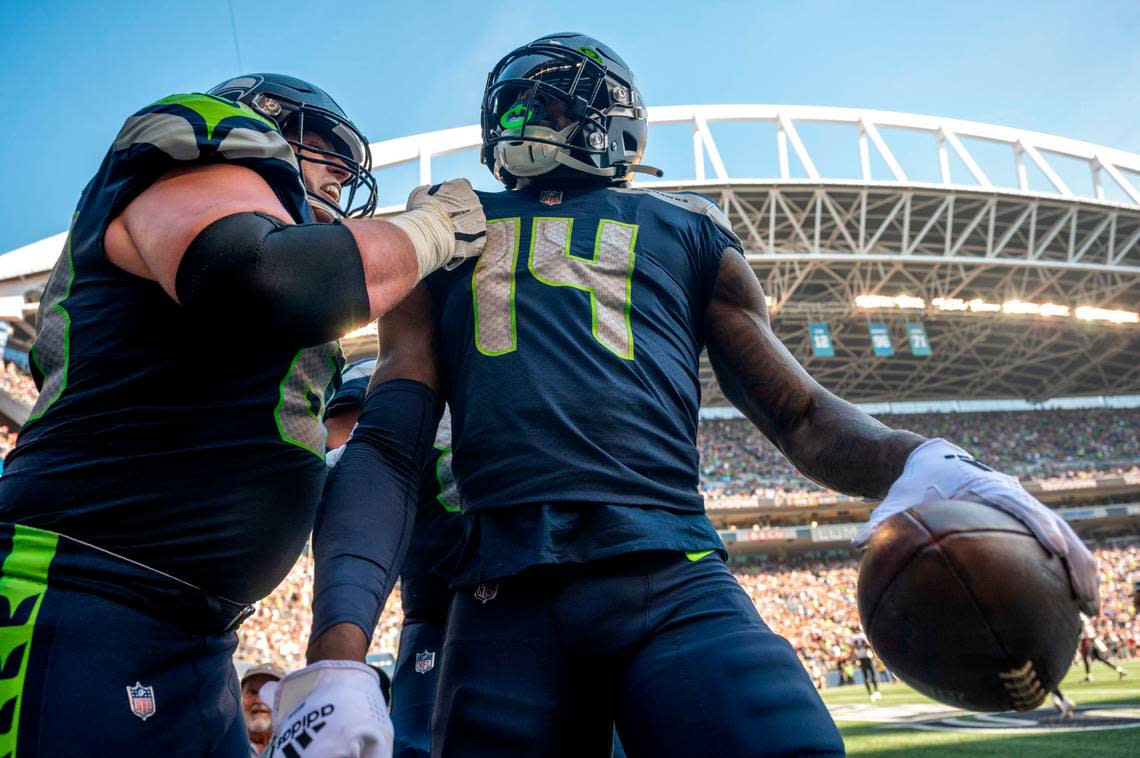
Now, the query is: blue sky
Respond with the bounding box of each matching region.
[2,0,1139,251]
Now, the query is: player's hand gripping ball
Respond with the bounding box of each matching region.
[855,438,1099,616]
[261,660,392,757]
[853,439,1099,712]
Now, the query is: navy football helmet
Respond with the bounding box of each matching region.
[208,73,377,219]
[481,33,661,188]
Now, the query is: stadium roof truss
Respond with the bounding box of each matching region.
[4,105,1138,404]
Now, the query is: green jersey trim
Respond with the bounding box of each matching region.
[274,347,341,460]
[432,444,461,513]
[26,216,78,423]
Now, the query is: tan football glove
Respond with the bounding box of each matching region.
[387,178,486,279]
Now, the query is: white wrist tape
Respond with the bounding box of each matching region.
[387,207,455,279]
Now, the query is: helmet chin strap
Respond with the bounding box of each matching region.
[496,123,663,181]
[553,151,663,178]
[306,192,345,220]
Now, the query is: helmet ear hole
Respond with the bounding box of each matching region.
[623,132,638,154]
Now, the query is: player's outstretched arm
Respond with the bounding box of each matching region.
[704,249,924,500]
[105,164,484,344]
[704,251,1098,614]
[264,286,442,757]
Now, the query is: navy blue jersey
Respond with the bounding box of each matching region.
[0,94,343,602]
[424,185,741,583]
[326,359,464,581]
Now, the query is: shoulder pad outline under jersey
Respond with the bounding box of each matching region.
[112,92,297,170]
[610,187,741,245]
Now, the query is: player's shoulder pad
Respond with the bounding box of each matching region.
[614,188,741,245]
[473,188,517,216]
[111,92,296,170]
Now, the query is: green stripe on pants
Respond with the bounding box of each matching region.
[0,525,59,757]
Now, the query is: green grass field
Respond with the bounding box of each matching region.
[820,658,1140,756]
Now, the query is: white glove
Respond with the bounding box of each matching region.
[387,178,486,279]
[262,660,392,758]
[853,438,1099,615]
[325,443,346,468]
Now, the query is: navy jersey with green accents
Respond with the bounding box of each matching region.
[0,94,343,602]
[424,185,741,583]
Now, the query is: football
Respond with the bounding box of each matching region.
[857,499,1082,711]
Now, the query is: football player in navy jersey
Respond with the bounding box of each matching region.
[321,359,630,758]
[0,73,483,755]
[306,34,1098,757]
[322,358,465,758]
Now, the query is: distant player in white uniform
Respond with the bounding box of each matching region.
[851,628,881,701]
[1080,612,1126,681]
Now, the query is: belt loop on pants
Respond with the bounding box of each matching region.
[177,585,257,635]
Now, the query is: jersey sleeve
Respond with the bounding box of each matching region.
[642,189,743,311]
[683,193,744,314]
[91,92,312,226]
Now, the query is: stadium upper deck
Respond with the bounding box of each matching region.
[2,105,1138,403]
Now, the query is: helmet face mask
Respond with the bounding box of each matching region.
[481,34,656,188]
[208,74,378,219]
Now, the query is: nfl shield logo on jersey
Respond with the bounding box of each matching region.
[415,650,436,674]
[473,582,498,604]
[540,190,562,206]
[126,681,156,721]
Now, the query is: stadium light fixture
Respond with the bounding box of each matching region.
[932,297,968,311]
[1075,306,1140,324]
[1038,303,1071,318]
[855,294,926,309]
[861,295,1134,324]
[968,298,1002,313]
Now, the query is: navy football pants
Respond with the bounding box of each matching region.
[431,551,844,757]
[0,523,250,756]
[392,618,446,758]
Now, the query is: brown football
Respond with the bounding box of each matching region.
[857,499,1081,712]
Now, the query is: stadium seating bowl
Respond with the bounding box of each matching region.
[857,499,1081,711]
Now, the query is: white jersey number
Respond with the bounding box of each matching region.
[472,217,638,360]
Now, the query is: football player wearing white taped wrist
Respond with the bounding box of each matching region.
[263,659,393,758]
[387,179,487,278]
[854,437,1100,616]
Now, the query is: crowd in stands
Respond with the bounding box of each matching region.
[734,543,1140,688]
[238,541,1140,687]
[0,425,17,461]
[0,356,1134,680]
[0,361,37,407]
[236,550,404,671]
[0,357,1136,493]
[699,408,1140,502]
[0,362,35,461]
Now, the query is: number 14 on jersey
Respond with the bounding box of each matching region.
[472,217,638,360]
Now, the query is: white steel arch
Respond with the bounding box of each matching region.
[363,106,1140,403]
[371,104,1140,210]
[1,105,1137,403]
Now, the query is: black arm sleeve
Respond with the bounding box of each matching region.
[310,379,443,641]
[175,211,371,346]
